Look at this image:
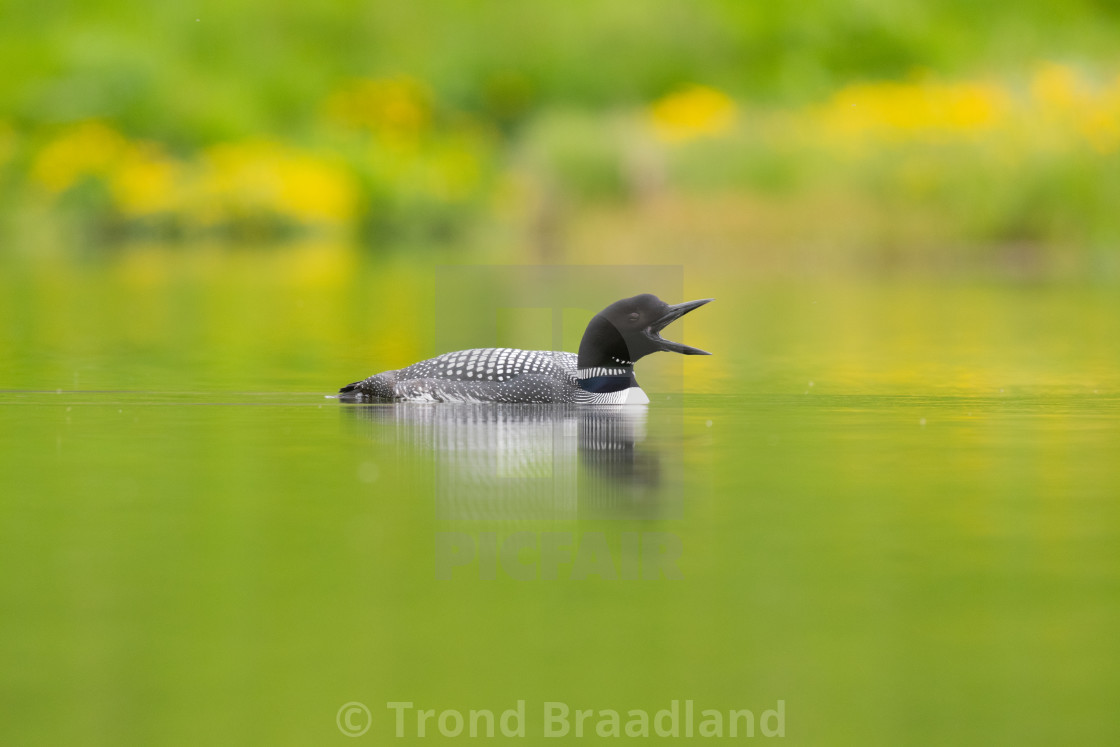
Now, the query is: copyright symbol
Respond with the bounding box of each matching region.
[336,701,371,737]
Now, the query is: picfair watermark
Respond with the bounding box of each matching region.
[434,530,684,580]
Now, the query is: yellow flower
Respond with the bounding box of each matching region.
[324,76,432,137]
[196,140,357,226]
[30,120,126,192]
[1029,64,1120,154]
[276,152,358,223]
[1079,104,1120,154]
[649,85,737,143]
[1030,63,1087,111]
[108,142,182,216]
[817,79,1010,142]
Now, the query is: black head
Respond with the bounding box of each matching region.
[577,293,713,369]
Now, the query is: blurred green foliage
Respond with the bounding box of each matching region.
[2,1,1120,261]
[4,0,1118,136]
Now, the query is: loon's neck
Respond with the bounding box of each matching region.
[576,365,634,379]
[576,366,635,393]
[577,314,636,369]
[576,315,648,401]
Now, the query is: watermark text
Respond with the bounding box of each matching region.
[434,530,683,580]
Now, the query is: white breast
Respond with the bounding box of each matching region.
[620,387,650,405]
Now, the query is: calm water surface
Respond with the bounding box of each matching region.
[1,250,1118,744]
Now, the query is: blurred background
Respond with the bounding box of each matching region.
[2,0,1120,272]
[3,3,1120,746]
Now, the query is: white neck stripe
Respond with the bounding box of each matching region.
[576,366,632,379]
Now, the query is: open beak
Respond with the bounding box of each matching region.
[645,298,713,355]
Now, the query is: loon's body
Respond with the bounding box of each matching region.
[339,294,711,405]
[341,349,644,405]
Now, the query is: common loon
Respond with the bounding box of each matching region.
[338,293,712,404]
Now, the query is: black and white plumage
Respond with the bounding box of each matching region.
[338,293,712,405]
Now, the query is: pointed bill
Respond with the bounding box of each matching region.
[645,298,713,355]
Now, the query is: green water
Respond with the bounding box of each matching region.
[2,248,1118,744]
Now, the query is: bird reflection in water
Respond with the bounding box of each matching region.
[345,405,675,521]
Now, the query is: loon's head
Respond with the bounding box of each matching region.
[578,293,713,368]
